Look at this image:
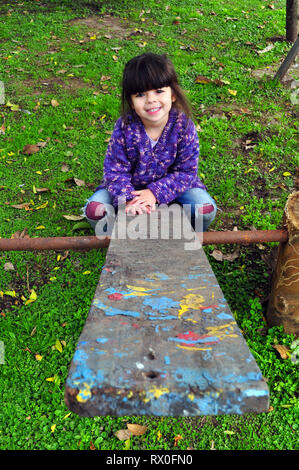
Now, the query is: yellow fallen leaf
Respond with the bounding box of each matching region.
[51,424,56,433]
[228,89,237,96]
[4,290,16,297]
[35,354,43,361]
[25,289,37,305]
[83,271,91,275]
[63,412,71,419]
[269,167,275,172]
[46,377,55,382]
[90,35,97,40]
[283,172,291,177]
[55,339,63,353]
[34,201,48,210]
[35,225,45,230]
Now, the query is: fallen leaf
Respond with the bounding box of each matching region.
[51,424,56,433]
[228,89,237,96]
[35,354,43,361]
[10,202,31,210]
[61,163,70,172]
[11,228,29,239]
[62,214,85,221]
[74,178,85,187]
[22,144,40,155]
[55,339,63,353]
[210,250,223,261]
[126,423,147,436]
[257,44,274,54]
[174,434,183,446]
[3,262,15,271]
[51,99,59,107]
[114,429,132,441]
[283,172,291,177]
[273,344,290,359]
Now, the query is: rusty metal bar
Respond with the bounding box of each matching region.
[0,230,288,251]
[199,229,288,245]
[0,236,110,252]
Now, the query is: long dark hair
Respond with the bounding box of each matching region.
[121,52,192,120]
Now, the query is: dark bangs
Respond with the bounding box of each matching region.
[123,56,173,97]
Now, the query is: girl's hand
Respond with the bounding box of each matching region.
[130,189,157,212]
[125,199,148,215]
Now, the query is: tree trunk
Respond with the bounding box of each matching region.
[267,191,299,336]
[286,0,298,43]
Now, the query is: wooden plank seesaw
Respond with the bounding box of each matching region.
[64,205,269,416]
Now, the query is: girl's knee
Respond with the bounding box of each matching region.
[85,201,107,220]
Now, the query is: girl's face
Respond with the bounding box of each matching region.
[130,86,176,130]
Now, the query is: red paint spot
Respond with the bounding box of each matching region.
[198,304,218,310]
[132,323,140,329]
[104,268,112,272]
[177,331,200,341]
[120,322,128,325]
[108,293,123,300]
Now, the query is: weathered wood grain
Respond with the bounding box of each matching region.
[65,206,269,416]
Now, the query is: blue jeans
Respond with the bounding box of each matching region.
[83,187,217,232]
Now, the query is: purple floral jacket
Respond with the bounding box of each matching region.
[97,108,206,206]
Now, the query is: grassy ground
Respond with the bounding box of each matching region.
[0,0,298,451]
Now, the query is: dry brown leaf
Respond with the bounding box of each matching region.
[61,163,70,172]
[273,344,290,359]
[74,178,85,187]
[35,187,50,193]
[11,203,31,210]
[22,144,40,155]
[51,99,59,107]
[126,423,147,436]
[210,248,239,262]
[114,429,132,441]
[210,250,223,261]
[11,228,30,239]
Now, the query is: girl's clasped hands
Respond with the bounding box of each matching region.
[125,189,157,215]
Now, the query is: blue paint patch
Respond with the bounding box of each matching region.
[143,296,180,313]
[223,371,263,383]
[164,356,171,365]
[93,299,140,318]
[149,315,177,321]
[96,338,108,344]
[243,389,268,397]
[217,312,233,320]
[168,336,219,344]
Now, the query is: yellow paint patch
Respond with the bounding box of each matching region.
[177,344,212,351]
[178,293,205,318]
[205,322,238,341]
[143,386,169,402]
[126,285,153,292]
[76,383,92,403]
[188,393,195,401]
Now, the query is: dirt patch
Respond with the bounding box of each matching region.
[67,14,135,40]
[252,58,299,84]
[14,76,93,96]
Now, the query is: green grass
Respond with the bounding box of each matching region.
[0,0,298,450]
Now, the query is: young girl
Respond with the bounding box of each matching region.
[84,52,216,232]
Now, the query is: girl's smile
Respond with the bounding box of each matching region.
[131,86,176,132]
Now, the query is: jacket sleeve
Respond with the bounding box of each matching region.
[147,119,201,204]
[102,119,135,206]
